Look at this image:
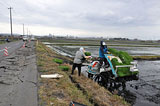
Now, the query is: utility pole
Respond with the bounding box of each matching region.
[23,24,25,36]
[8,7,13,36]
[27,28,28,36]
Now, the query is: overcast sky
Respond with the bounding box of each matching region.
[0,0,160,40]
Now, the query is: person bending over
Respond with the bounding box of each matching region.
[71,47,90,76]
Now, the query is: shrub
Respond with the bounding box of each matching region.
[53,58,63,64]
[59,66,69,71]
[85,52,91,56]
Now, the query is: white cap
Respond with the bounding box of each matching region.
[102,42,106,45]
[79,47,84,51]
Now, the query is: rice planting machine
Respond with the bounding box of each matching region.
[86,48,139,88]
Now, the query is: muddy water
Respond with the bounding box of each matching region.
[123,60,160,106]
[46,44,160,106]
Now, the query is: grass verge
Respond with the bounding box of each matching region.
[36,41,129,106]
[0,41,6,44]
[36,42,92,106]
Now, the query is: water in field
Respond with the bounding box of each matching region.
[123,60,160,106]
[46,44,160,106]
[61,45,160,56]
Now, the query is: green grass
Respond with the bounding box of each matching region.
[59,65,69,71]
[53,58,63,64]
[0,41,5,44]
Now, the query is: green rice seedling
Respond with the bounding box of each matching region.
[119,51,133,65]
[85,52,91,56]
[53,58,63,64]
[108,48,119,56]
[110,49,136,77]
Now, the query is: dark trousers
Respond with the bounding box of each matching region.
[71,63,82,76]
[99,57,109,67]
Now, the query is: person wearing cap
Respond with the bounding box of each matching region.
[99,41,109,67]
[71,47,90,76]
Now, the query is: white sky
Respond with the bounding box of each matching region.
[0,0,160,40]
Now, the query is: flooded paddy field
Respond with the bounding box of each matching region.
[44,42,160,106]
[124,60,160,106]
[51,45,160,57]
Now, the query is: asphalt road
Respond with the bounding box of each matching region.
[0,41,24,59]
[0,41,38,106]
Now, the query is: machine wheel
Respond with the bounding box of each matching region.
[94,74,104,86]
[88,73,93,79]
[94,72,110,87]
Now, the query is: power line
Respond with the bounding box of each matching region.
[0,6,6,14]
[11,8,17,17]
[4,0,10,7]
[0,2,7,8]
[0,1,9,8]
[27,28,28,36]
[23,24,25,35]
[0,1,12,20]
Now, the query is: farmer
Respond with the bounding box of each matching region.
[99,41,109,67]
[71,47,90,76]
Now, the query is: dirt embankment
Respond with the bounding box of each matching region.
[36,41,129,106]
[132,55,160,60]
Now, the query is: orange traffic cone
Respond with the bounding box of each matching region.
[4,47,8,56]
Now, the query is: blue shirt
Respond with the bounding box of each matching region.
[99,47,107,58]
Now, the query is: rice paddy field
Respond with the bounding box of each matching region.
[40,38,160,106]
